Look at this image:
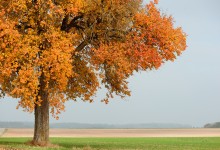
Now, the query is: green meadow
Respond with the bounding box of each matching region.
[1,137,220,150]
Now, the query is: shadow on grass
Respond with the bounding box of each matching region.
[0,138,30,148]
[50,138,142,150]
[52,141,92,149]
[0,138,91,150]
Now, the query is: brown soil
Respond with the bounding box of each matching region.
[2,128,220,137]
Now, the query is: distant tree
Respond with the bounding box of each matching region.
[0,0,186,146]
[204,122,220,128]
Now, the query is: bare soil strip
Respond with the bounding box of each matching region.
[1,128,220,138]
[0,129,6,137]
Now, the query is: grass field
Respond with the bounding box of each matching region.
[1,137,220,150]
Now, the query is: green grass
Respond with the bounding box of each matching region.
[0,137,220,150]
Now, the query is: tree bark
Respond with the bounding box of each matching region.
[32,73,50,146]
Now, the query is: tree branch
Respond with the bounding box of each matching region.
[0,87,5,98]
[75,40,89,52]
[61,15,84,32]
[32,0,37,5]
[61,14,69,31]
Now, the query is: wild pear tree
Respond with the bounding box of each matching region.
[0,0,186,146]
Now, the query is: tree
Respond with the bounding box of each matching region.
[0,0,186,146]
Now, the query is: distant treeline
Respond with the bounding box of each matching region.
[204,122,220,128]
[0,122,34,128]
[0,122,192,129]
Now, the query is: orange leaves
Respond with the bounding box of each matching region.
[49,92,66,119]
[154,0,159,4]
[129,1,186,70]
[54,0,87,16]
[39,31,74,92]
[0,0,186,118]
[66,56,99,103]
[91,42,132,100]
[88,0,186,102]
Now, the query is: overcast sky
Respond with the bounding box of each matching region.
[0,0,220,127]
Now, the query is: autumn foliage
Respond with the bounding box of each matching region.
[0,0,186,117]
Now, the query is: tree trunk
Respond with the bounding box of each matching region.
[32,97,49,146]
[32,73,50,146]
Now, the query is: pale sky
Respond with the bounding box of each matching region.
[0,0,220,127]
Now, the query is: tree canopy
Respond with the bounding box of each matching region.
[0,0,186,118]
